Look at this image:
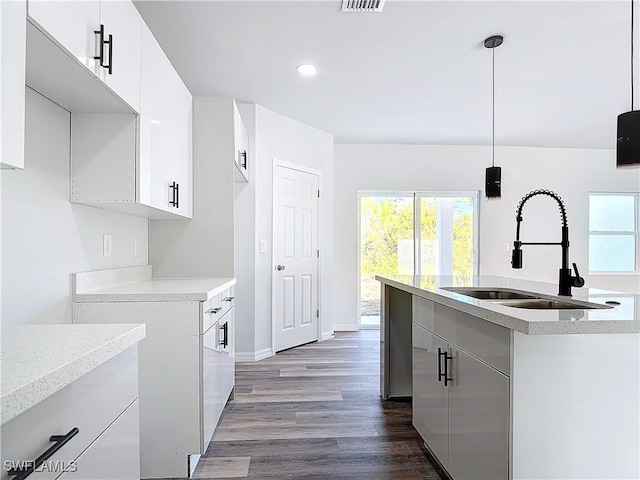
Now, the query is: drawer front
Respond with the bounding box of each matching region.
[1,346,138,480]
[201,287,235,334]
[202,294,222,333]
[413,296,510,376]
[56,400,140,480]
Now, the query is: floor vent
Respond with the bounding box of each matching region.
[341,0,385,13]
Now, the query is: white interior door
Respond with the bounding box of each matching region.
[273,164,319,352]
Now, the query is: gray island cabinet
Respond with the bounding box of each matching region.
[377,275,640,480]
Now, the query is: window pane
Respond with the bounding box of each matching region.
[360,196,414,320]
[589,235,636,271]
[589,195,636,232]
[420,196,475,277]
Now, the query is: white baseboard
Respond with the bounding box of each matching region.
[235,347,273,363]
[332,324,359,332]
[254,347,272,361]
[321,331,334,341]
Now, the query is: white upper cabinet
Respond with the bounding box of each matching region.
[27,0,141,112]
[139,22,173,213]
[27,0,100,73]
[98,0,141,112]
[233,103,249,183]
[1,0,26,169]
[170,69,194,217]
[139,22,193,218]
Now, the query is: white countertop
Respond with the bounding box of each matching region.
[73,277,236,302]
[1,323,145,425]
[376,275,640,335]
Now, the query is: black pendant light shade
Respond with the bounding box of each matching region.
[485,166,502,198]
[617,109,640,168]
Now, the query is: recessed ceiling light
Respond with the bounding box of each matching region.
[296,64,316,76]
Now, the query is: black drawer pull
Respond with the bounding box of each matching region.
[105,33,113,75]
[223,296,235,302]
[207,307,222,314]
[8,427,79,480]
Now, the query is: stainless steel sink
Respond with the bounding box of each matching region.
[441,287,539,300]
[441,287,613,310]
[496,299,611,310]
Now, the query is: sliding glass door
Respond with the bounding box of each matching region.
[358,192,478,328]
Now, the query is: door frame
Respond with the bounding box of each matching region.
[271,158,323,353]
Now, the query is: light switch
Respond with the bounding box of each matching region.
[260,240,268,254]
[502,242,509,253]
[103,234,112,257]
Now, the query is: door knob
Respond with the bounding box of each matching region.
[276,265,285,271]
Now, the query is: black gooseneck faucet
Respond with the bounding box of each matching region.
[511,189,585,297]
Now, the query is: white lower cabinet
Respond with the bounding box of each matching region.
[57,401,140,480]
[73,288,235,479]
[0,346,140,480]
[412,300,509,480]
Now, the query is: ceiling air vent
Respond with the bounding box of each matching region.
[341,0,385,13]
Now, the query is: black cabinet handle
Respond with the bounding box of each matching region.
[240,151,247,169]
[8,428,79,480]
[175,182,179,209]
[93,25,112,74]
[223,296,235,302]
[437,348,453,386]
[169,182,177,207]
[220,322,228,348]
[93,24,105,65]
[105,33,113,75]
[207,307,222,314]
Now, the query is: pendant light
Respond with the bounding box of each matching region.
[485,35,504,198]
[617,0,640,168]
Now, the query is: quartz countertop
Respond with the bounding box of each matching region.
[73,277,236,303]
[376,275,640,335]
[1,323,145,424]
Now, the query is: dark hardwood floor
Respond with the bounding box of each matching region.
[192,330,442,480]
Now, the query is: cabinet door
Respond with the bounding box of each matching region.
[448,348,509,480]
[412,324,449,467]
[57,400,140,480]
[139,22,172,212]
[27,0,100,73]
[98,0,141,112]
[233,104,249,182]
[1,0,26,169]
[169,68,193,218]
[201,321,222,452]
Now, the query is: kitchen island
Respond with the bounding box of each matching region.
[376,275,639,480]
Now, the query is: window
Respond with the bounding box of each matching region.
[589,193,640,273]
[358,192,478,327]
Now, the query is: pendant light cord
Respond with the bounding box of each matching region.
[492,44,496,167]
[632,0,635,111]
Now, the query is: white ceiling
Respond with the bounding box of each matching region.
[133,0,637,149]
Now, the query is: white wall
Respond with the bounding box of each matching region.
[235,103,257,356]
[334,144,640,330]
[254,106,334,353]
[1,88,148,328]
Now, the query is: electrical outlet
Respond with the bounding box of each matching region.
[502,242,509,253]
[260,240,268,254]
[134,237,140,257]
[103,234,112,257]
